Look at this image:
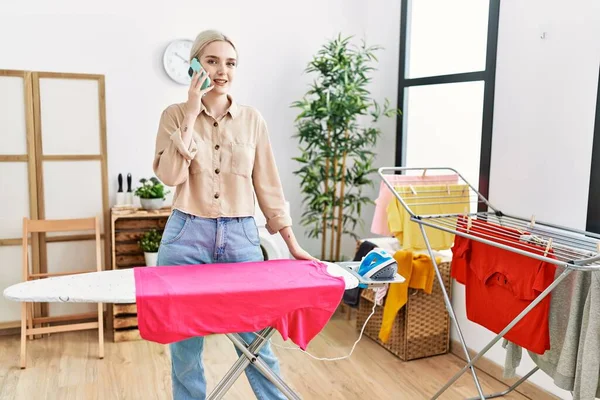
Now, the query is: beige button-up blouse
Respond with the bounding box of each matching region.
[153,97,292,234]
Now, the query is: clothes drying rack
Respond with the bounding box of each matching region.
[378,166,600,400]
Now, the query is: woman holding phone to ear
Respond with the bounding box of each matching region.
[152,30,314,400]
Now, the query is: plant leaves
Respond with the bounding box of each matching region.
[290,33,401,260]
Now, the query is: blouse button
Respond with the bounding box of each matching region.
[214,193,220,199]
[215,168,220,174]
[213,122,218,127]
[214,144,220,150]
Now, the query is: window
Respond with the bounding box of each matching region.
[395,0,500,210]
[406,0,490,79]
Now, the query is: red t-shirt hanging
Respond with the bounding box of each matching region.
[450,216,530,284]
[451,217,556,354]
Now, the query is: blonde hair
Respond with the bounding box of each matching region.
[189,30,238,63]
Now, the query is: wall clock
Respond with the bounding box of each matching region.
[163,39,194,85]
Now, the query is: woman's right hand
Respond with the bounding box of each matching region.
[185,69,214,116]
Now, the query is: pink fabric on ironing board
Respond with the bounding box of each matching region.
[133,259,345,350]
[371,174,459,235]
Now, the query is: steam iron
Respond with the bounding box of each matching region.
[357,248,398,288]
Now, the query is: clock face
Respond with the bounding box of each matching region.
[163,39,194,85]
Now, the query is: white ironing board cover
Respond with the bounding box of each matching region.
[3,262,359,303]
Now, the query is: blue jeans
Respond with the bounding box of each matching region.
[156,209,287,400]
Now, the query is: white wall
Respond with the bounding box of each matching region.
[0,0,400,262]
[451,0,600,398]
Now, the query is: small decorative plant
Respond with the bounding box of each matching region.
[139,229,161,252]
[135,177,169,210]
[135,177,169,200]
[139,229,162,266]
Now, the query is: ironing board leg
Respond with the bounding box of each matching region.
[207,329,270,400]
[207,327,301,400]
[250,357,301,399]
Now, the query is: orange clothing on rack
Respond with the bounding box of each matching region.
[378,250,440,343]
[450,215,531,285]
[451,217,556,354]
[386,184,470,251]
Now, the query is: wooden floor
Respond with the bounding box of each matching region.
[0,313,547,400]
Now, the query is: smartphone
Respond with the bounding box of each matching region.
[188,57,211,90]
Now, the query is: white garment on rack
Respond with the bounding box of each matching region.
[503,267,600,400]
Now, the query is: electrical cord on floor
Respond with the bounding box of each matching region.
[251,292,378,362]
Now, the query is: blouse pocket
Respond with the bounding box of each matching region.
[231,142,255,177]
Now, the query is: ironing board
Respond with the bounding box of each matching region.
[3,261,404,400]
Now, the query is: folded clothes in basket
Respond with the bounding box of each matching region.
[379,250,439,343]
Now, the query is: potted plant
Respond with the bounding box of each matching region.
[291,34,401,262]
[139,229,162,266]
[135,177,170,210]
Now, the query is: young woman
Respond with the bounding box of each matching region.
[153,30,314,400]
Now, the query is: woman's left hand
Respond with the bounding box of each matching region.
[290,246,318,261]
[279,226,318,261]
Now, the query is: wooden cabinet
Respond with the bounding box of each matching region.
[109,207,170,342]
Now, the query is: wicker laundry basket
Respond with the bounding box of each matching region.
[356,259,452,361]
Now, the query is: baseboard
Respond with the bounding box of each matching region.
[450,340,560,399]
[0,321,20,336]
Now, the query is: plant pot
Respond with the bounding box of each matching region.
[144,252,158,267]
[140,198,164,210]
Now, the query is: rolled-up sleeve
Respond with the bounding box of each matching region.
[152,107,198,186]
[252,117,292,234]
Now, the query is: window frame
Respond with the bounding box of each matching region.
[586,67,600,234]
[394,0,501,212]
